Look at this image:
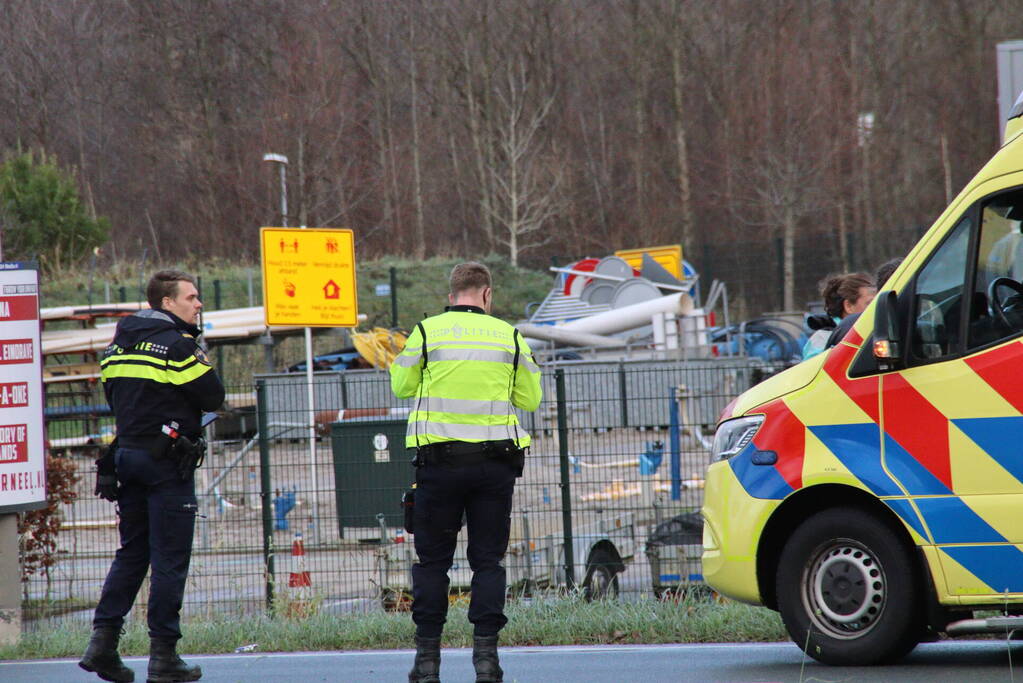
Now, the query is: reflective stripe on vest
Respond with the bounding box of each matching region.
[398,312,532,448]
[101,353,212,385]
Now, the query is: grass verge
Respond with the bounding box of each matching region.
[0,594,787,660]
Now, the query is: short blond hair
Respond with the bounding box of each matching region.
[449,262,491,296]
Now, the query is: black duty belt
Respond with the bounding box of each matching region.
[118,435,164,452]
[417,439,521,467]
[119,434,198,460]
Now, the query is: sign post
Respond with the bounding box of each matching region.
[0,261,46,645]
[260,228,358,545]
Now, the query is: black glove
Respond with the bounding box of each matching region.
[94,439,119,502]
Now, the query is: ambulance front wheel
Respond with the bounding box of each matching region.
[775,506,924,666]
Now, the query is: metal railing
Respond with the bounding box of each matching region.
[26,357,771,626]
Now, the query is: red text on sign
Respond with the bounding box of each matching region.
[0,339,33,365]
[0,424,28,463]
[0,296,38,322]
[0,382,29,408]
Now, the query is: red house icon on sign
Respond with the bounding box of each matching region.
[323,280,340,299]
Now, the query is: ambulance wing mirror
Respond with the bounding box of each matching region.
[872,290,902,371]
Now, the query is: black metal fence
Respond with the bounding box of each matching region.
[25,357,770,627]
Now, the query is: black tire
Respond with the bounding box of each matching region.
[583,549,620,601]
[775,507,923,665]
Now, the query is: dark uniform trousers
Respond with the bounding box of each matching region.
[93,446,198,640]
[411,454,518,639]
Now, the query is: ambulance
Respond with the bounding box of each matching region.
[702,95,1023,665]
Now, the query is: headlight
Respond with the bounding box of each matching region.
[711,415,764,461]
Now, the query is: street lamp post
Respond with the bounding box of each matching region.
[262,153,289,227]
[261,152,321,545]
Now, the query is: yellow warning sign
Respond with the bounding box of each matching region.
[260,228,359,327]
[615,245,683,279]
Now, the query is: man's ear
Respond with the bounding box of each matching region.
[448,293,455,305]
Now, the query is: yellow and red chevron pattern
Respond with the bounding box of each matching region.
[728,328,1023,598]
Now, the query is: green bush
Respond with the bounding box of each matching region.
[0,150,109,273]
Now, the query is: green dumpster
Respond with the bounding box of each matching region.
[330,419,412,536]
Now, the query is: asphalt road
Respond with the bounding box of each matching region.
[5,641,1023,682]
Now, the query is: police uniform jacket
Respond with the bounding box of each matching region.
[100,309,225,440]
[390,305,542,448]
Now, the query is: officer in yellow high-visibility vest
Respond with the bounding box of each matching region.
[391,262,542,683]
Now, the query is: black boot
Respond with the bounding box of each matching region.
[408,635,441,683]
[146,638,202,683]
[472,635,503,683]
[79,626,135,682]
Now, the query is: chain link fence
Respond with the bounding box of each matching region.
[25,357,773,628]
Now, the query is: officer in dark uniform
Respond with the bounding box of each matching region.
[80,270,224,683]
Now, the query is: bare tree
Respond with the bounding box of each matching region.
[486,57,562,266]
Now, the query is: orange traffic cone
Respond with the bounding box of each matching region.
[288,531,311,588]
[286,530,312,617]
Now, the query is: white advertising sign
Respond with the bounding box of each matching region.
[0,263,46,513]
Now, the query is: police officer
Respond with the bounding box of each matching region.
[391,262,542,683]
[80,270,224,683]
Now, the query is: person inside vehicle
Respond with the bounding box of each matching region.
[824,258,904,349]
[802,272,876,359]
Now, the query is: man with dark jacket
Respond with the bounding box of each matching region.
[80,270,224,683]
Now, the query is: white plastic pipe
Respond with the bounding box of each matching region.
[558,292,694,336]
[517,323,625,348]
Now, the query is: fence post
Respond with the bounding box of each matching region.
[256,379,275,613]
[669,387,681,501]
[618,362,629,428]
[555,368,575,589]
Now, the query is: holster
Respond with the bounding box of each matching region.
[170,434,206,481]
[402,486,415,534]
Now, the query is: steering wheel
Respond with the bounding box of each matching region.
[987,277,1023,328]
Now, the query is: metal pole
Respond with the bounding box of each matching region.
[278,164,288,227]
[304,324,320,544]
[555,369,575,589]
[256,380,275,613]
[261,153,290,377]
[669,387,682,501]
[618,363,628,428]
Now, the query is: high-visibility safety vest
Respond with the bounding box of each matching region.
[390,306,542,448]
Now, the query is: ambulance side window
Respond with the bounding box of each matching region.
[967,188,1023,349]
[911,217,971,360]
